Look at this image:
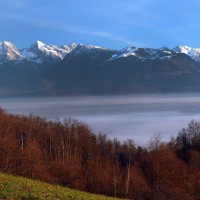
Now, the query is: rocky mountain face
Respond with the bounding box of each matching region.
[173,46,200,62]
[0,41,21,62]
[1,41,200,96]
[19,41,78,64]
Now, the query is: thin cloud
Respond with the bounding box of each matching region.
[0,11,136,47]
[73,30,133,45]
[0,0,160,48]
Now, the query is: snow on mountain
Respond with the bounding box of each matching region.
[109,46,173,61]
[19,41,78,64]
[2,40,200,65]
[51,43,78,58]
[110,46,138,60]
[173,46,200,62]
[20,41,62,63]
[70,44,108,54]
[66,44,111,60]
[0,41,21,61]
[0,40,109,64]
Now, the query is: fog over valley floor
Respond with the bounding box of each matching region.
[1,94,200,146]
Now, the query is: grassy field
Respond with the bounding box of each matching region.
[0,172,123,200]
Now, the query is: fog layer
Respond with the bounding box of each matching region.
[1,94,200,145]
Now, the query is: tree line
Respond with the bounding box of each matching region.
[0,107,200,200]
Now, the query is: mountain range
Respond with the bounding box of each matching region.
[1,40,200,96]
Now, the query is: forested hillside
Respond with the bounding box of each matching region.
[0,108,200,199]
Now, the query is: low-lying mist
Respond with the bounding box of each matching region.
[1,93,200,145]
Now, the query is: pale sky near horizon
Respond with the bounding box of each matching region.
[0,0,200,50]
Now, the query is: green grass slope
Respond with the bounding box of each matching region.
[0,173,122,200]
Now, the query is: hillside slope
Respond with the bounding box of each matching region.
[0,109,200,199]
[0,172,122,200]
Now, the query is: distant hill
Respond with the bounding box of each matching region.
[1,41,200,96]
[0,172,121,200]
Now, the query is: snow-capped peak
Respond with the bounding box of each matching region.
[20,41,65,63]
[67,44,110,58]
[0,40,111,64]
[20,41,80,63]
[173,46,200,62]
[109,45,175,61]
[33,40,46,50]
[87,44,108,50]
[173,46,192,54]
[59,43,78,55]
[0,41,21,61]
[69,43,78,48]
[1,41,13,46]
[109,46,138,60]
[2,40,200,65]
[120,46,138,56]
[74,44,108,50]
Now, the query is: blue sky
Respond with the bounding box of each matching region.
[0,0,200,49]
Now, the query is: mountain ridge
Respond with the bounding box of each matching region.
[1,40,200,96]
[1,40,200,64]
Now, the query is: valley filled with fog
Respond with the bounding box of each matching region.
[1,94,200,146]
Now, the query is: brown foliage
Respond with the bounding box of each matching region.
[0,110,200,199]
